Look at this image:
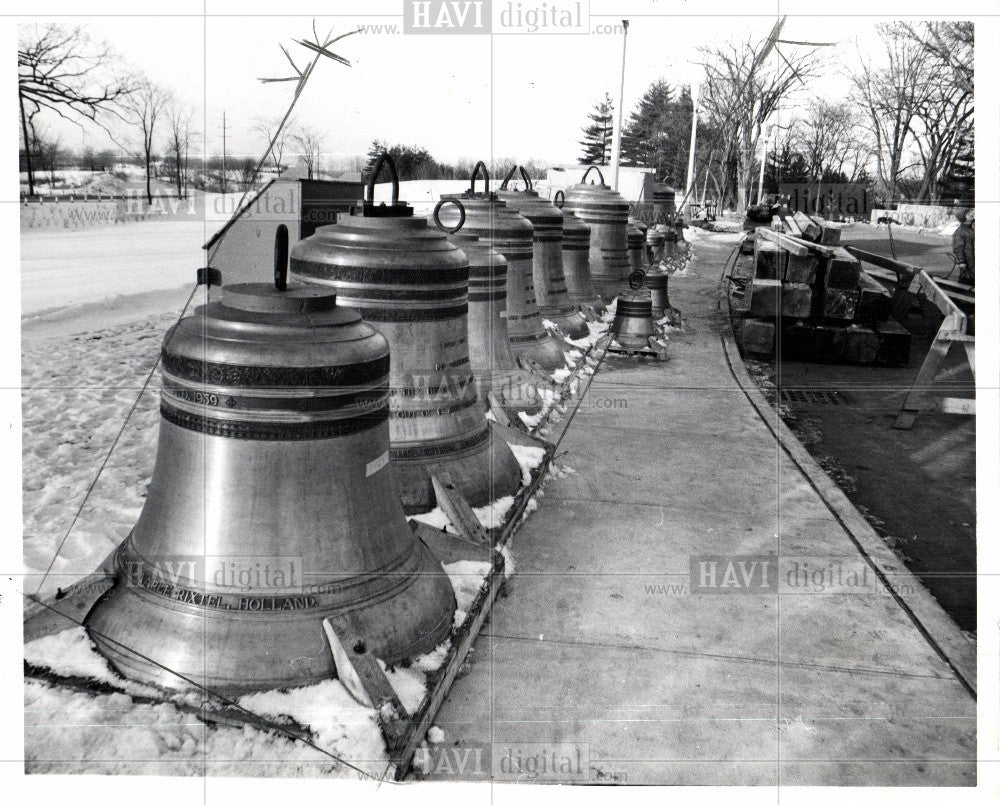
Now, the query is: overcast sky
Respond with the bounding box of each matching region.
[22,10,894,167]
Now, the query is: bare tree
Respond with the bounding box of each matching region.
[792,100,868,212]
[699,37,818,213]
[118,78,169,205]
[166,102,196,198]
[902,22,974,203]
[291,126,325,179]
[18,23,131,195]
[851,24,929,205]
[236,156,259,192]
[254,117,293,176]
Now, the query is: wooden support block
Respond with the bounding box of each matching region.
[748,278,782,317]
[835,324,880,365]
[819,223,843,245]
[781,283,813,318]
[739,318,775,355]
[753,240,787,280]
[793,211,821,241]
[856,274,892,322]
[823,287,860,320]
[431,472,489,545]
[875,319,912,366]
[323,615,409,738]
[785,253,817,285]
[812,323,842,360]
[771,215,784,230]
[779,321,815,360]
[826,247,862,289]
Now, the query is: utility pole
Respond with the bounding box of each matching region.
[757,124,771,205]
[609,19,629,191]
[221,110,227,195]
[683,82,699,216]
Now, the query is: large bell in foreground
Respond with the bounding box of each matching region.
[563,166,630,285]
[561,207,604,311]
[444,229,545,414]
[496,167,589,340]
[290,155,522,514]
[84,276,457,693]
[440,163,567,371]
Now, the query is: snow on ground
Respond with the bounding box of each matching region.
[22,311,175,599]
[21,218,203,314]
[24,559,495,778]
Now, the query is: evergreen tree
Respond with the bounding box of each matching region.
[620,80,693,186]
[578,93,614,166]
[364,141,438,181]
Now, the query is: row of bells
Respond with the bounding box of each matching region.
[83,157,653,694]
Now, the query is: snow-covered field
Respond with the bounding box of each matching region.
[21,219,204,315]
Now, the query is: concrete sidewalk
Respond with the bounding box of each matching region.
[427,232,976,785]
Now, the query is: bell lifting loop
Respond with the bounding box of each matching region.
[581,165,606,186]
[499,165,533,192]
[628,269,647,290]
[432,198,466,234]
[364,152,401,205]
[553,189,565,209]
[273,223,289,291]
[469,160,490,195]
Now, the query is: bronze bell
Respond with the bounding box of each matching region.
[651,182,676,224]
[560,205,604,312]
[562,166,630,285]
[439,162,567,371]
[290,155,522,514]
[644,263,682,326]
[646,227,666,265]
[611,292,659,350]
[84,269,456,693]
[627,223,648,274]
[496,166,589,340]
[442,228,545,414]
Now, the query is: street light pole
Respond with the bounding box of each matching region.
[609,19,629,192]
[683,82,699,215]
[757,124,771,205]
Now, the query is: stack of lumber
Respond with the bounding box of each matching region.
[729,212,909,365]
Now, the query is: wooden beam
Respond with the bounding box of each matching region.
[783,215,803,237]
[915,270,967,327]
[754,227,811,257]
[843,246,919,278]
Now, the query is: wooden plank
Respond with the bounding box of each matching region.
[754,227,812,257]
[893,312,962,429]
[915,270,966,326]
[843,246,919,279]
[783,215,803,237]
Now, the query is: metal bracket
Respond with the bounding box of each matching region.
[431,472,489,545]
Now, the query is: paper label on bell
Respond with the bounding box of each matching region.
[366,450,390,477]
